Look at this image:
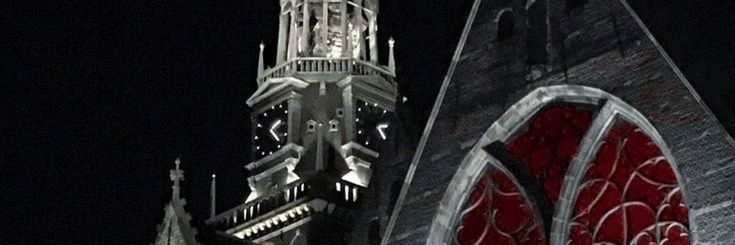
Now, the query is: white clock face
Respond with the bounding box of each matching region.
[254,101,289,158]
[355,99,390,149]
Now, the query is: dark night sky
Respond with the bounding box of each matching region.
[1,1,733,244]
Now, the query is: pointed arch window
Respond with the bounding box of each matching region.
[496,10,515,42]
[567,120,690,244]
[526,0,548,66]
[566,0,586,13]
[455,104,596,245]
[428,86,692,245]
[456,162,546,244]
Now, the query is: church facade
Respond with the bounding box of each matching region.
[383,0,735,244]
[153,0,735,244]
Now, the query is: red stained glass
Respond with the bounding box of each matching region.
[457,105,593,244]
[569,122,690,244]
[455,104,689,245]
[456,169,546,245]
[507,105,594,204]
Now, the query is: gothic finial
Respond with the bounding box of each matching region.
[170,158,185,199]
[258,42,265,81]
[210,173,217,219]
[388,37,396,73]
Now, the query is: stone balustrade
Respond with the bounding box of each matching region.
[257,57,395,84]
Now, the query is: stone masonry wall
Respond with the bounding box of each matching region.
[386,0,735,244]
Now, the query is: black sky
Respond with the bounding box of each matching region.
[1,1,733,244]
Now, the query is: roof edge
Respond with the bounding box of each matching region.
[381,0,485,243]
[617,0,735,148]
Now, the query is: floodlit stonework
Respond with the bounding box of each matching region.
[154,159,198,245]
[384,0,735,244]
[202,0,412,244]
[152,0,735,244]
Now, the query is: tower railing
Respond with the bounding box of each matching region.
[257,57,395,84]
[206,179,311,231]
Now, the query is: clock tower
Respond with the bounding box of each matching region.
[206,0,404,243]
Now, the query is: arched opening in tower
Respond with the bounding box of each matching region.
[526,1,548,67]
[497,11,515,42]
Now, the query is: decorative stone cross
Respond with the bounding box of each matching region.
[170,158,185,191]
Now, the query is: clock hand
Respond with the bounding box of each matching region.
[270,119,283,141]
[377,123,389,140]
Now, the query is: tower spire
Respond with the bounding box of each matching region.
[257,43,265,85]
[219,1,401,243]
[170,158,184,200]
[388,37,396,72]
[154,157,198,245]
[210,173,216,219]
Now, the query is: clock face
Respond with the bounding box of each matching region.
[254,101,289,158]
[355,99,390,149]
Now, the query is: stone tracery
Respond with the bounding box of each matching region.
[507,105,595,204]
[456,169,546,245]
[568,121,690,245]
[454,100,690,245]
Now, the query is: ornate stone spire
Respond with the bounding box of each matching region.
[170,158,184,200]
[210,173,216,219]
[154,158,197,245]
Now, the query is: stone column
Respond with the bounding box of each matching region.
[354,0,365,60]
[302,0,310,55]
[340,0,348,57]
[277,11,289,64]
[287,0,298,60]
[369,13,378,64]
[322,0,329,54]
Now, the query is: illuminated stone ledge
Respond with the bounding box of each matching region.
[334,180,363,203]
[245,143,304,173]
[258,57,395,85]
[233,203,313,240]
[206,181,310,231]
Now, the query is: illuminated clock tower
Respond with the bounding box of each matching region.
[206,0,402,243]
